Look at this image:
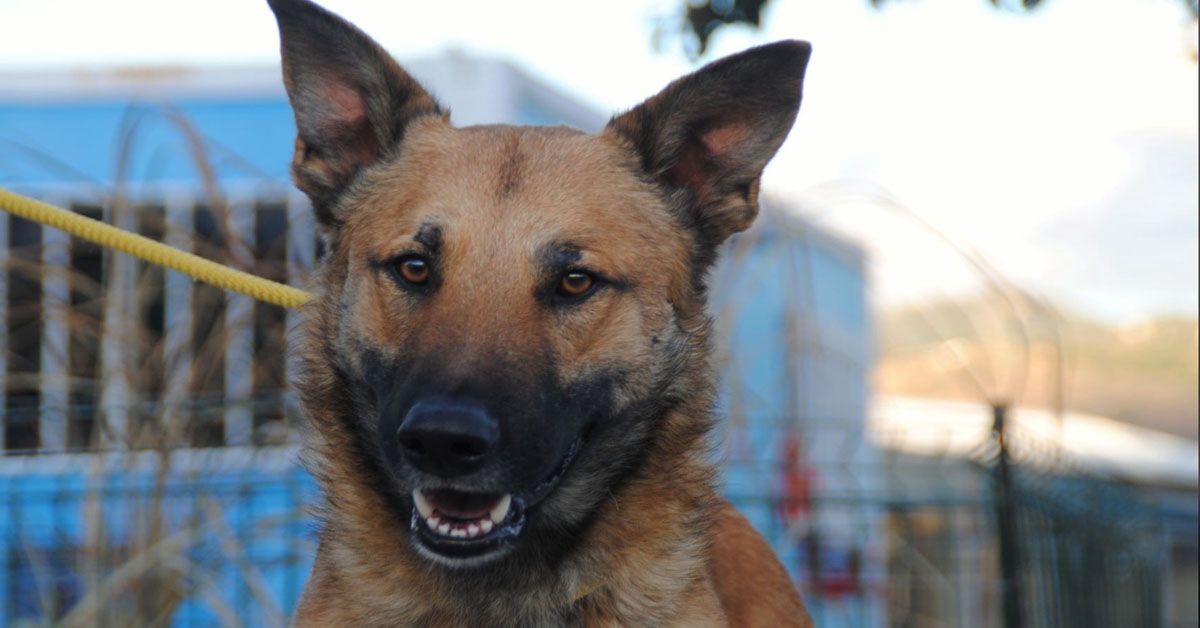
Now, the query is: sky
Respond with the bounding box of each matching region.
[0,0,1196,324]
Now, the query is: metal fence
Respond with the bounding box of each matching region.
[2,190,312,453]
[725,414,1198,628]
[1,198,1197,627]
[1,402,1194,627]
[1,438,314,628]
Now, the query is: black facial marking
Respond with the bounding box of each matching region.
[414,222,442,252]
[497,135,525,199]
[538,241,582,270]
[342,340,667,566]
[319,356,414,526]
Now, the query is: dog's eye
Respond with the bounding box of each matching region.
[557,271,596,298]
[395,256,430,286]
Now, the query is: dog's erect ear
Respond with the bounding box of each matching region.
[268,0,442,227]
[607,41,810,249]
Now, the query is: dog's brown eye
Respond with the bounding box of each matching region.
[397,257,430,285]
[557,272,595,297]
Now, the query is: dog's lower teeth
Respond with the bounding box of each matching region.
[426,515,497,539]
[416,492,511,539]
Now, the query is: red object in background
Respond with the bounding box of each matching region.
[777,430,862,599]
[777,430,813,523]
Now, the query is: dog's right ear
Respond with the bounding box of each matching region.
[268,0,442,228]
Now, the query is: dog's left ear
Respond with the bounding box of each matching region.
[607,41,810,249]
[268,0,443,228]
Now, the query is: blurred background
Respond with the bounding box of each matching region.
[0,0,1196,626]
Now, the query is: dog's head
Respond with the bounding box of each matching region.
[269,0,808,568]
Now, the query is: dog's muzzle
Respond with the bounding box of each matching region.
[392,398,586,565]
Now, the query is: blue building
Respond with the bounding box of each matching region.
[0,58,871,626]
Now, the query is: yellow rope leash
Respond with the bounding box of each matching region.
[0,186,312,309]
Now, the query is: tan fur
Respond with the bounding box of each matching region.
[710,502,816,627]
[268,2,813,623]
[290,119,811,626]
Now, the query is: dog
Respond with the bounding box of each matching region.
[268,0,814,624]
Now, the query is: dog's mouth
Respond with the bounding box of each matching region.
[408,435,584,565]
[413,489,513,541]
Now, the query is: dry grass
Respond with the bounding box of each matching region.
[2,104,307,626]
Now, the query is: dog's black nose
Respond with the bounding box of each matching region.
[397,400,498,477]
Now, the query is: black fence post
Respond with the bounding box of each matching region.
[993,403,1023,628]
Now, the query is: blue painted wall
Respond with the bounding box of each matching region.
[0,457,318,627]
[1,99,296,186]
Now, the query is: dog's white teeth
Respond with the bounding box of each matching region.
[428,517,495,539]
[420,493,507,538]
[413,490,434,519]
[490,494,512,523]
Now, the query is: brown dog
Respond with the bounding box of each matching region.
[267,0,814,625]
